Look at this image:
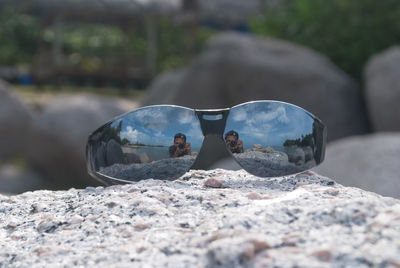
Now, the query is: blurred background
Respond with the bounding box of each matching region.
[0,0,399,198]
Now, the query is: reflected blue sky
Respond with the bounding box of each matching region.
[225,102,314,149]
[111,106,204,151]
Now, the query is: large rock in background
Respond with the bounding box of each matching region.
[1,170,399,267]
[365,46,400,131]
[0,79,31,160]
[143,69,187,105]
[0,164,47,195]
[26,94,139,189]
[144,32,369,141]
[313,133,400,199]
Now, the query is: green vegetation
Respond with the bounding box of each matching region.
[56,19,215,74]
[53,23,127,73]
[156,18,215,72]
[3,1,399,87]
[130,142,166,148]
[0,7,40,65]
[250,0,400,81]
[0,6,215,78]
[15,85,145,98]
[283,133,314,147]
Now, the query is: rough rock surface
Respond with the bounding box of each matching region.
[143,32,368,141]
[365,46,400,131]
[1,170,399,267]
[26,94,139,189]
[0,79,31,160]
[313,133,400,199]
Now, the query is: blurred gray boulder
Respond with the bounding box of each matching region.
[365,46,400,131]
[0,79,31,160]
[144,69,187,105]
[0,164,48,195]
[144,32,368,141]
[313,133,400,199]
[27,94,138,189]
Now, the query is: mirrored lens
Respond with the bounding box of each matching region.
[224,101,326,177]
[86,105,203,184]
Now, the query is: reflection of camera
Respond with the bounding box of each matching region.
[178,143,185,149]
[229,140,237,147]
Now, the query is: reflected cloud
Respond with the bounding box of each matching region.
[120,126,159,145]
[118,106,204,150]
[232,108,247,121]
[179,111,193,124]
[251,106,289,124]
[134,107,169,132]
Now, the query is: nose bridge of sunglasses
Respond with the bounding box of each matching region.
[195,109,230,136]
[190,134,235,170]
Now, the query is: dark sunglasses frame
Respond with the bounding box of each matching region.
[86,101,326,185]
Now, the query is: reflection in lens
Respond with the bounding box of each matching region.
[225,101,326,177]
[86,106,203,184]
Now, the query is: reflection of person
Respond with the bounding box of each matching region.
[169,133,191,158]
[225,130,243,153]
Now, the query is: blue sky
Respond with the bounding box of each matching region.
[224,101,315,150]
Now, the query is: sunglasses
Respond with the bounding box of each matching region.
[86,100,326,185]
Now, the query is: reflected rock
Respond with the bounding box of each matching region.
[139,152,151,163]
[99,155,196,182]
[235,151,315,177]
[286,147,306,165]
[251,144,262,151]
[303,147,314,162]
[143,32,368,141]
[106,139,124,165]
[95,139,125,167]
[248,145,276,154]
[123,152,141,164]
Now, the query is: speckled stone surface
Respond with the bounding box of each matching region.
[1,170,400,267]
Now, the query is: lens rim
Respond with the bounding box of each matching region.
[86,104,201,185]
[230,100,324,123]
[86,101,327,184]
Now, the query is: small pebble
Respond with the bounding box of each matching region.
[134,222,150,230]
[312,249,332,262]
[324,188,340,196]
[31,203,48,213]
[247,192,263,200]
[67,215,84,225]
[204,177,225,188]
